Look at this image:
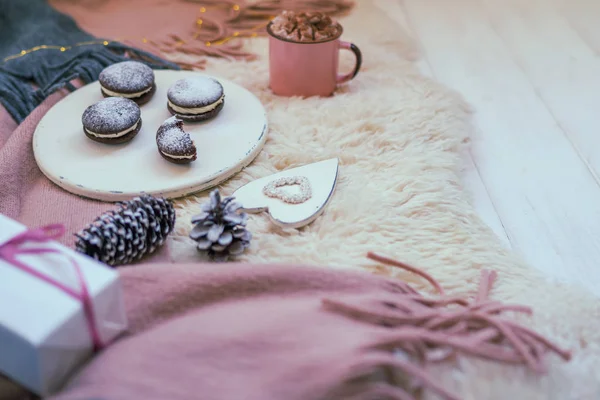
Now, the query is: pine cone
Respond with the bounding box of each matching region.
[75,195,176,267]
[189,190,252,261]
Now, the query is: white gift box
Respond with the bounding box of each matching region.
[0,215,127,396]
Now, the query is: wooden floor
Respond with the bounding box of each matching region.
[379,0,600,293]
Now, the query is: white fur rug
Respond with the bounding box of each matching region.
[170,0,600,398]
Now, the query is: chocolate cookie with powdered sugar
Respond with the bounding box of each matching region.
[156,116,197,164]
[82,97,142,144]
[166,77,225,122]
[99,61,156,105]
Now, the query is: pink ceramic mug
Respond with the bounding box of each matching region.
[267,22,362,97]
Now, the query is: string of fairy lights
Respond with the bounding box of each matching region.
[2,4,272,64]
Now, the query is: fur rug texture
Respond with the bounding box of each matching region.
[170,0,600,398]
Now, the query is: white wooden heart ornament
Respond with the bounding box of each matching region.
[231,158,339,228]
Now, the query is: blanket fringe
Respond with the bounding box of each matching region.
[129,0,355,63]
[321,252,571,400]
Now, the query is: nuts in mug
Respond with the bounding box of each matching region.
[270,11,342,42]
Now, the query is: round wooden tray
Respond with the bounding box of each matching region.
[33,70,268,202]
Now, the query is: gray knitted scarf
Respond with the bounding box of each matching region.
[0,0,179,123]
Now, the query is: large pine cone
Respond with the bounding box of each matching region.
[75,195,176,267]
[189,190,252,261]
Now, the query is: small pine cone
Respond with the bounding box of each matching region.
[123,196,176,254]
[189,190,252,261]
[75,195,176,267]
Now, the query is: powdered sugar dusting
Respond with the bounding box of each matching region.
[99,61,155,94]
[82,97,140,132]
[156,117,196,156]
[167,77,224,107]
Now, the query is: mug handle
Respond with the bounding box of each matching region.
[337,41,362,84]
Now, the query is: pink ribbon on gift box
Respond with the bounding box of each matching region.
[0,224,104,351]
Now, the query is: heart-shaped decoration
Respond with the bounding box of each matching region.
[231,158,339,228]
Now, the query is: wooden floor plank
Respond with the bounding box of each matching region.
[461,152,511,248]
[375,0,511,247]
[401,0,600,291]
[557,0,600,55]
[482,0,600,182]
